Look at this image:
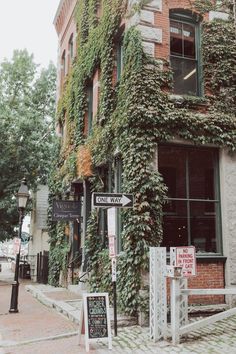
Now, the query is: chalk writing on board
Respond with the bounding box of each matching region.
[86,296,108,339]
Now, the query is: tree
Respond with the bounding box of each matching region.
[0,50,56,241]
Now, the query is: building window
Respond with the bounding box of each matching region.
[59,122,64,138]
[69,34,74,60]
[61,50,66,78]
[158,145,221,254]
[87,85,93,135]
[116,42,123,81]
[170,10,201,96]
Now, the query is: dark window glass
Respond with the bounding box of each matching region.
[170,20,183,56]
[190,202,217,253]
[163,201,188,247]
[183,23,195,58]
[61,51,66,76]
[171,53,197,95]
[69,35,74,59]
[159,145,221,254]
[188,149,216,199]
[158,145,186,199]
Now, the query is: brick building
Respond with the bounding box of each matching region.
[52,0,236,311]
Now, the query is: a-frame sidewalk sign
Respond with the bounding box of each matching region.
[78,292,112,352]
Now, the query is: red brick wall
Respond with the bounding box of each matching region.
[167,261,225,305]
[188,261,225,304]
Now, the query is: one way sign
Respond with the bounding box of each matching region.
[92,193,134,208]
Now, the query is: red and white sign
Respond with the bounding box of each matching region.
[108,235,116,258]
[13,238,21,255]
[174,246,196,277]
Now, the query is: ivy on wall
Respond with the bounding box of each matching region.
[48,0,236,314]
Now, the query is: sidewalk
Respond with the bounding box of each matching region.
[1,263,236,353]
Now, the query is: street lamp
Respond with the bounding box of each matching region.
[9,178,29,313]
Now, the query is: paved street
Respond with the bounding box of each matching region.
[1,263,236,353]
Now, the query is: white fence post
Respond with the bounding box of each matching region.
[170,247,188,328]
[170,277,181,345]
[150,247,167,341]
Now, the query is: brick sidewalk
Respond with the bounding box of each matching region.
[2,265,236,353]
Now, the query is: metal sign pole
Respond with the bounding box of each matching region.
[113,280,117,336]
[111,255,117,336]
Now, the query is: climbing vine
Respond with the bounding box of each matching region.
[48,0,236,314]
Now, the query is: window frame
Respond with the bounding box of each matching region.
[170,10,203,96]
[158,144,222,256]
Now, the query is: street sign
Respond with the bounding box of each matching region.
[13,238,21,255]
[171,246,196,277]
[52,200,81,221]
[92,193,133,208]
[108,235,116,258]
[21,232,30,245]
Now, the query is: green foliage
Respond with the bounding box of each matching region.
[48,221,70,286]
[48,0,236,314]
[202,18,236,115]
[0,50,56,241]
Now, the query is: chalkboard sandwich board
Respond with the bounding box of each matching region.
[78,292,112,352]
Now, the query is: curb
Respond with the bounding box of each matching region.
[25,285,81,324]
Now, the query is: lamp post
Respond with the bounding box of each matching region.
[9,178,29,313]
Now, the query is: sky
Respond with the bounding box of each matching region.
[0,0,59,68]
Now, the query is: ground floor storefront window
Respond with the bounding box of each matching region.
[158,144,222,254]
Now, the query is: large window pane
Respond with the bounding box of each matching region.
[190,201,217,253]
[171,56,197,95]
[159,145,186,198]
[159,145,221,254]
[189,149,217,199]
[162,201,188,248]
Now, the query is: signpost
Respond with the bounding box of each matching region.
[92,193,133,208]
[52,200,81,221]
[170,246,196,277]
[108,235,117,336]
[78,293,112,352]
[92,192,134,337]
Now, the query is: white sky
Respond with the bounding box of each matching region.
[0,0,59,68]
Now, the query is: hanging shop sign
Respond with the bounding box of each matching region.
[52,200,81,221]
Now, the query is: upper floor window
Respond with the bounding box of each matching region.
[69,34,74,60]
[170,10,201,96]
[116,42,123,81]
[61,50,66,78]
[87,85,93,135]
